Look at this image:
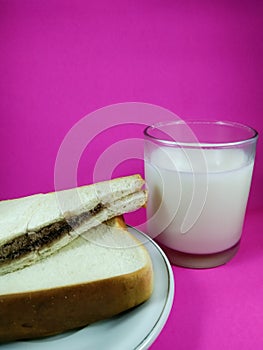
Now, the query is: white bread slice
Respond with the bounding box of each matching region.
[0,217,153,342]
[0,175,145,244]
[0,175,147,275]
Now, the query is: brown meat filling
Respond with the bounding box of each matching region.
[0,202,104,264]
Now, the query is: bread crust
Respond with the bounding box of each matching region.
[0,262,153,342]
[0,216,153,343]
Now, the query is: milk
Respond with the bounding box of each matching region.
[145,147,254,254]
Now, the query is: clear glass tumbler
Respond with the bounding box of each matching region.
[144,120,258,268]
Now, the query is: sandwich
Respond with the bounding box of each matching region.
[0,174,147,275]
[0,215,154,342]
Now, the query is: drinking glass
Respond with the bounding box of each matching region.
[144,121,258,268]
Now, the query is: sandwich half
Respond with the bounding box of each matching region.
[0,175,147,275]
[0,216,153,342]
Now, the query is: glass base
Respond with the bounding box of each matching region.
[156,240,240,269]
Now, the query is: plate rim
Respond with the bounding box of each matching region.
[127,225,175,350]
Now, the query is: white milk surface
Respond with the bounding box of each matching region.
[145,147,254,254]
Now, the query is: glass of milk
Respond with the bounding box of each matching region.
[144,121,258,268]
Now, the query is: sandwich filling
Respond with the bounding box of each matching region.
[0,202,104,265]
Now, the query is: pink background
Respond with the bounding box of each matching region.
[1,0,262,209]
[1,1,263,349]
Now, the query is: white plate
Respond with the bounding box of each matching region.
[0,227,174,350]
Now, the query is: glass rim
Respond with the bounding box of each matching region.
[143,120,258,148]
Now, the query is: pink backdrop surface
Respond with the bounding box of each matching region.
[1,1,263,349]
[1,0,262,209]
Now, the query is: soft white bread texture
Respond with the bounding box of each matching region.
[0,175,147,275]
[0,217,153,342]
